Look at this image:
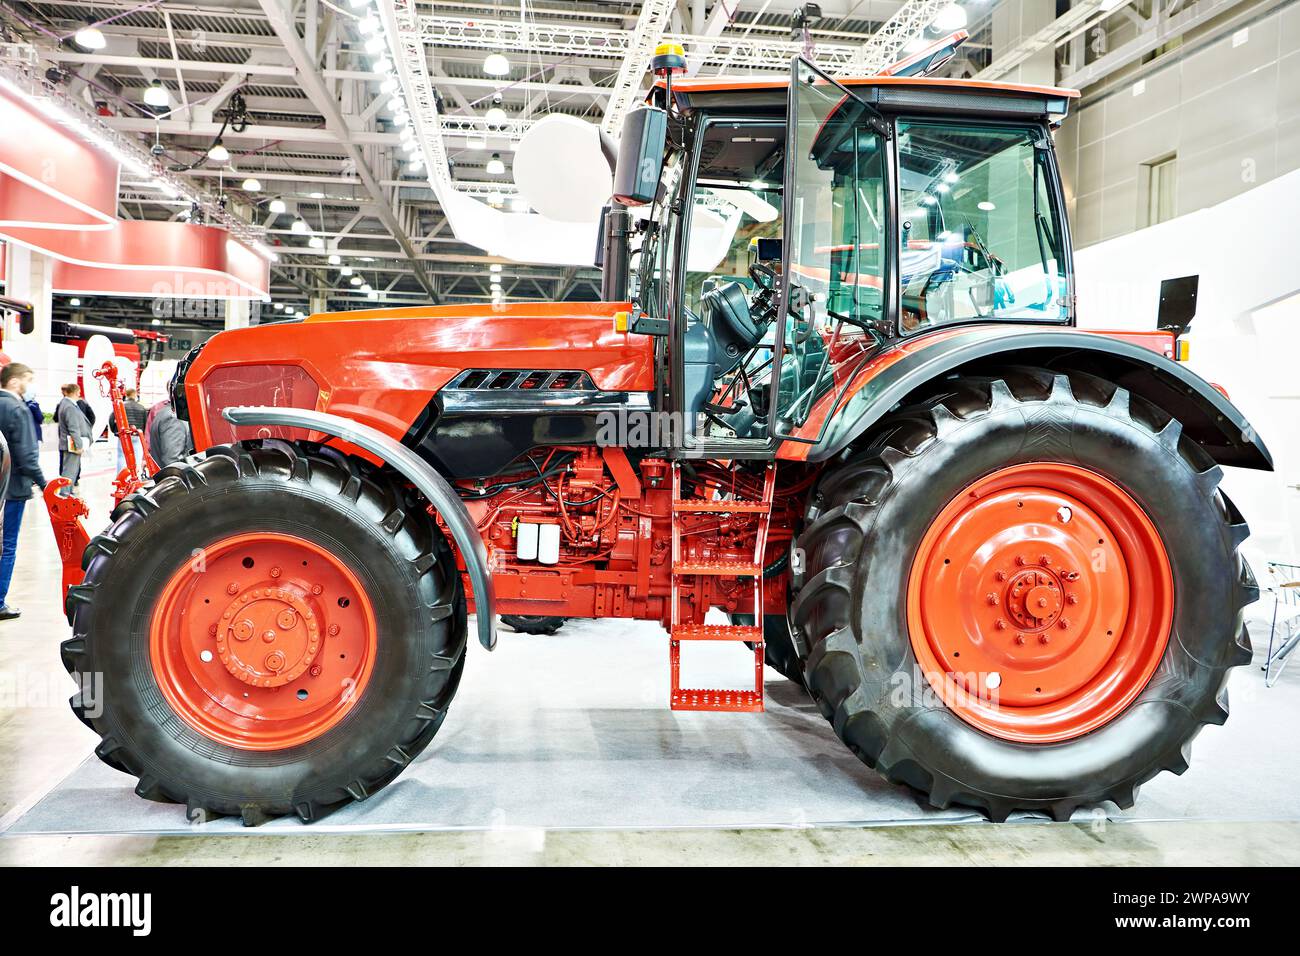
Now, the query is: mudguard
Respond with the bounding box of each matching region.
[223,406,497,650]
[785,325,1273,471]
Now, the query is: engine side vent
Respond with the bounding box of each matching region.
[448,369,597,391]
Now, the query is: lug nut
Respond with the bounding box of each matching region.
[995,619,1007,630]
[311,584,323,596]
[1059,619,1070,630]
[986,593,998,606]
[1039,555,1051,566]
[328,624,340,636]
[1015,556,1026,566]
[309,665,322,678]
[270,566,282,579]
[1067,594,1079,605]
[995,570,1007,582]
[1039,634,1051,645]
[226,582,240,595]
[1015,634,1026,645]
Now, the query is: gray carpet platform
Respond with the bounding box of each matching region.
[4,618,1297,835]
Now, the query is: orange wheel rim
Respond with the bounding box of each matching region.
[150,532,378,751]
[906,463,1173,743]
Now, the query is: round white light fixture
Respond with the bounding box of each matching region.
[932,3,968,32]
[367,290,379,300]
[489,263,503,273]
[350,276,362,286]
[310,190,325,199]
[340,266,353,276]
[359,283,373,293]
[402,141,417,154]
[144,79,170,108]
[388,95,403,112]
[359,15,379,35]
[269,198,287,214]
[484,52,510,76]
[273,302,284,310]
[69,297,81,306]
[328,253,341,265]
[372,56,392,74]
[308,235,325,249]
[486,153,505,175]
[977,200,996,212]
[394,111,409,127]
[364,36,385,55]
[290,218,309,234]
[241,177,262,191]
[348,0,369,8]
[485,105,508,125]
[207,139,230,163]
[381,77,399,95]
[75,22,107,50]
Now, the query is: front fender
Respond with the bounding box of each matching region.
[224,406,497,650]
[787,326,1272,471]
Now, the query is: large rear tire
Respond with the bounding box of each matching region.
[501,614,566,635]
[792,368,1255,820]
[61,440,467,825]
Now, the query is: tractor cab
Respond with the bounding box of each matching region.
[613,53,1077,458]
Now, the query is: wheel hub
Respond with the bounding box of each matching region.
[906,463,1173,743]
[150,532,378,751]
[216,585,322,687]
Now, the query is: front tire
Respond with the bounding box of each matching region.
[61,441,467,825]
[792,368,1255,820]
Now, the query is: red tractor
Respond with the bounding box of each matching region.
[53,52,1268,825]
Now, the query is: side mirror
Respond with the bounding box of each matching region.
[613,107,667,206]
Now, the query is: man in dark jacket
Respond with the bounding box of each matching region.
[0,363,48,621]
[109,387,149,473]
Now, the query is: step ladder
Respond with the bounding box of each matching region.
[668,462,777,713]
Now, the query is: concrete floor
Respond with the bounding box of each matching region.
[1,444,1296,865]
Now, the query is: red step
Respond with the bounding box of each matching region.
[671,624,762,642]
[672,499,770,513]
[673,560,762,577]
[670,688,764,713]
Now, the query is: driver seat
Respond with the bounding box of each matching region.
[701,280,766,373]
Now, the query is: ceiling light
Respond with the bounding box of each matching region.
[151,317,162,326]
[269,198,287,214]
[490,278,502,288]
[273,302,284,310]
[509,198,527,213]
[489,263,502,273]
[207,139,230,163]
[241,177,262,191]
[388,95,403,111]
[143,79,169,108]
[359,283,373,293]
[69,297,81,306]
[359,15,379,35]
[328,254,341,265]
[931,4,967,32]
[350,276,362,286]
[943,171,960,184]
[484,105,508,125]
[408,159,425,173]
[920,195,936,206]
[483,52,511,76]
[748,179,769,190]
[486,153,505,175]
[977,200,996,211]
[364,36,385,55]
[372,56,392,74]
[290,218,309,234]
[381,78,399,95]
[310,190,325,199]
[308,235,325,249]
[348,0,369,8]
[402,141,417,154]
[74,22,107,51]
[338,266,353,277]
[935,183,950,194]
[367,290,379,300]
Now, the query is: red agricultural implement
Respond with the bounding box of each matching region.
[49,44,1268,825]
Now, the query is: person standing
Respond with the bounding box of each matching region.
[110,387,149,473]
[0,363,48,621]
[146,398,193,467]
[56,383,93,496]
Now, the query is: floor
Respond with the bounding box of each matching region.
[1,441,1297,866]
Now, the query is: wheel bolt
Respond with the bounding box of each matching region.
[1015,634,1026,645]
[995,570,1007,582]
[311,584,323,596]
[270,566,282,579]
[309,665,322,678]
[226,582,240,595]
[208,623,217,636]
[1015,556,1026,566]
[1039,555,1051,566]
[986,593,998,606]
[1059,619,1070,630]
[1039,634,1051,645]
[328,624,340,636]
[1067,594,1079,605]
[995,619,1007,630]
